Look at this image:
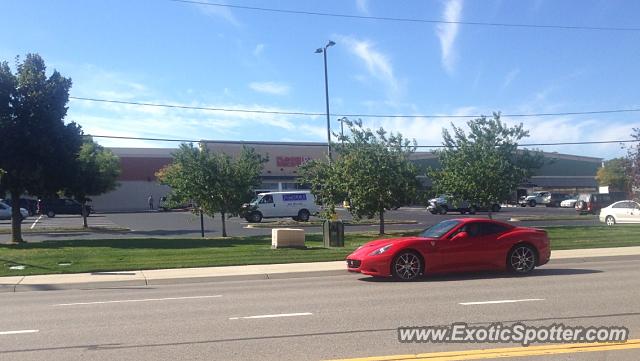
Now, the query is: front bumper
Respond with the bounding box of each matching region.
[346,256,392,277]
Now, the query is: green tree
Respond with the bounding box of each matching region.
[429,113,544,216]
[0,54,83,242]
[300,119,419,235]
[626,128,640,196]
[65,137,121,228]
[596,157,631,193]
[157,143,266,237]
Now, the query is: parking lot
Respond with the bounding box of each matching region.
[0,205,598,243]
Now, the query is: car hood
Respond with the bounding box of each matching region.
[348,236,426,258]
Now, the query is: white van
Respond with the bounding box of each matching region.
[243,191,318,223]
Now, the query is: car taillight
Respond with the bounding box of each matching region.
[587,202,592,211]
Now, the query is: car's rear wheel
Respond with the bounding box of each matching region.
[46,210,55,218]
[297,209,310,222]
[507,244,537,274]
[391,251,423,281]
[605,216,616,226]
[439,205,448,215]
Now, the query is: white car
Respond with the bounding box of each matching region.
[0,201,29,220]
[242,191,318,223]
[599,200,640,226]
[560,198,577,208]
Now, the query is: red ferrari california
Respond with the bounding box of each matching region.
[346,218,550,281]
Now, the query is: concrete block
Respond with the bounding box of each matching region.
[271,228,305,248]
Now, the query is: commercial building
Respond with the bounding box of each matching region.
[90,141,602,212]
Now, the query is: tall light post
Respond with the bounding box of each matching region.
[315,40,335,162]
[338,117,347,144]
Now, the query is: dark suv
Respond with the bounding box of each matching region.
[575,192,627,215]
[38,198,92,218]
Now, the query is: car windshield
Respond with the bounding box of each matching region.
[249,196,262,205]
[419,219,461,238]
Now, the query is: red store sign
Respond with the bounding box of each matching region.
[276,156,312,167]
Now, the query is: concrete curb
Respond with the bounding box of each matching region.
[2,247,640,292]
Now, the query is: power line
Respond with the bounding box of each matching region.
[86,134,639,148]
[69,96,640,119]
[169,0,640,32]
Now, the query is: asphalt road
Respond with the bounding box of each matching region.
[0,206,598,242]
[1,256,638,360]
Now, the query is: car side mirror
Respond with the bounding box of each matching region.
[451,231,468,241]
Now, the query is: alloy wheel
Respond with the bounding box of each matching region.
[393,252,422,280]
[509,246,536,273]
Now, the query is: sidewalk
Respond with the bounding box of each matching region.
[2,246,640,293]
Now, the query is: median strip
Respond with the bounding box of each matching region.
[325,339,640,361]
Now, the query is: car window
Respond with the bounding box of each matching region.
[260,195,273,204]
[479,223,510,236]
[420,220,461,238]
[633,202,640,210]
[612,202,629,209]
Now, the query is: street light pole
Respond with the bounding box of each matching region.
[339,117,347,143]
[316,40,335,162]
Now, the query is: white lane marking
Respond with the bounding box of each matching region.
[460,298,544,306]
[54,295,222,306]
[0,330,39,335]
[30,215,43,229]
[229,312,313,320]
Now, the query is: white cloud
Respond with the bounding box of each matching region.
[249,81,290,96]
[502,68,520,89]
[337,35,402,98]
[253,43,265,57]
[195,1,241,27]
[436,0,463,74]
[355,0,369,15]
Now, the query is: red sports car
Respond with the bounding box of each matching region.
[346,218,550,281]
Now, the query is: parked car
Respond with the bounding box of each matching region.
[0,201,29,221]
[575,192,627,215]
[1,198,38,216]
[346,218,550,280]
[158,196,192,211]
[519,191,551,207]
[427,195,501,215]
[546,193,572,207]
[599,200,640,226]
[38,198,92,218]
[560,198,578,208]
[241,191,318,223]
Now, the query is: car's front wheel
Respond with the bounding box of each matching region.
[46,210,55,218]
[391,251,423,281]
[248,211,262,223]
[605,216,616,226]
[507,244,537,274]
[528,200,537,207]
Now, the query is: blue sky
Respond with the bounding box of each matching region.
[1,0,639,159]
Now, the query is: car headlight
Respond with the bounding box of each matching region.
[369,244,392,256]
